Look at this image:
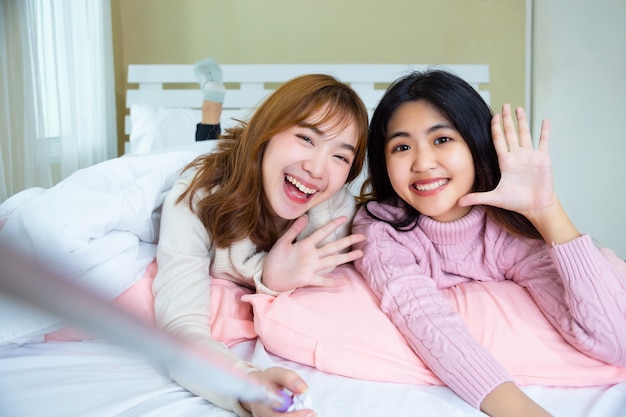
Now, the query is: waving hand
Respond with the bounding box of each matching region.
[459,104,580,244]
[458,104,556,219]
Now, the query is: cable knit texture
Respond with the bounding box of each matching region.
[153,173,357,416]
[352,203,626,409]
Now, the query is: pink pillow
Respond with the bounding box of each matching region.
[47,261,626,387]
[243,264,626,387]
[46,261,256,347]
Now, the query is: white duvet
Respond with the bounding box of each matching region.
[0,142,214,344]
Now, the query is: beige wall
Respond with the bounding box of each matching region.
[111,0,527,155]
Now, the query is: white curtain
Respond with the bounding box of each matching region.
[0,0,117,202]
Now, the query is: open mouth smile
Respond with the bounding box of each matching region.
[412,179,449,192]
[286,174,318,198]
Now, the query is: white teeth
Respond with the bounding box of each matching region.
[415,179,447,191]
[286,175,317,195]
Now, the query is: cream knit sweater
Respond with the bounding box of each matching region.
[153,173,357,416]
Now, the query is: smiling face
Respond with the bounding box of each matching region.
[385,100,475,222]
[262,112,358,228]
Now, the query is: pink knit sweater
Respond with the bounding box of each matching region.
[352,203,626,409]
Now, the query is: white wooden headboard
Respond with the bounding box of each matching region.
[125,64,489,193]
[125,63,490,137]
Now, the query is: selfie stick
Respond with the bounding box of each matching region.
[0,242,288,409]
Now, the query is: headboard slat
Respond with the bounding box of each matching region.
[125,63,490,148]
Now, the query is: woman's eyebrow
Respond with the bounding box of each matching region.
[386,130,410,142]
[340,142,356,153]
[387,131,408,139]
[298,122,321,132]
[387,122,453,140]
[299,122,356,153]
[427,122,453,133]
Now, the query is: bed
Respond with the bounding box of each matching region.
[1,63,625,417]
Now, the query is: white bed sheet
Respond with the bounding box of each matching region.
[1,338,625,417]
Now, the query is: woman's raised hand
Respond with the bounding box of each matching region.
[459,104,557,220]
[262,215,365,293]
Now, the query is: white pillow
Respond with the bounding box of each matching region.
[128,104,256,155]
[129,104,201,154]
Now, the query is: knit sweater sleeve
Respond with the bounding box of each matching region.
[505,233,626,366]
[153,178,258,417]
[352,208,512,409]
